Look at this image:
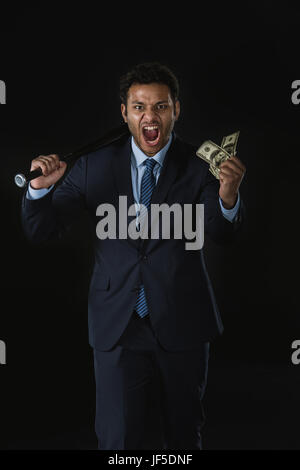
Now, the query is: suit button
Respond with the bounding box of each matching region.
[143,255,147,261]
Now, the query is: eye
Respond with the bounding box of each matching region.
[134,105,143,110]
[157,104,168,110]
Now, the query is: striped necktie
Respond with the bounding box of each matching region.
[135,158,157,318]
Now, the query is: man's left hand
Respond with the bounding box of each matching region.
[219,155,246,209]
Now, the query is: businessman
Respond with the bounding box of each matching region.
[21,62,246,450]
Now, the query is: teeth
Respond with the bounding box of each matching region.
[144,126,158,130]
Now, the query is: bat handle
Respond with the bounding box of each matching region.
[14,168,43,188]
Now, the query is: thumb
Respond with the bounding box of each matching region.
[57,161,67,174]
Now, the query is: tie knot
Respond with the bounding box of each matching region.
[144,158,156,173]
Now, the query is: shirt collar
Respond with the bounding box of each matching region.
[131,134,172,169]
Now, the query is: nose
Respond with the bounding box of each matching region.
[143,105,158,122]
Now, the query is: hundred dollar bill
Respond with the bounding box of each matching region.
[196,140,230,170]
[209,165,220,178]
[221,131,240,156]
[196,131,240,179]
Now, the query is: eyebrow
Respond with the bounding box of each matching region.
[131,100,169,105]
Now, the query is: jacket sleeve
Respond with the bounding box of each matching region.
[199,164,245,245]
[21,156,87,244]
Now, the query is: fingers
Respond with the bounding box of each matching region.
[219,163,241,178]
[219,168,238,184]
[226,155,246,173]
[31,154,61,176]
[220,157,245,178]
[219,158,245,185]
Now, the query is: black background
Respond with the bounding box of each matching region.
[0,3,299,450]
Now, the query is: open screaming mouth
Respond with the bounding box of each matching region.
[142,125,160,145]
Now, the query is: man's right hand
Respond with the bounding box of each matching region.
[30,154,67,189]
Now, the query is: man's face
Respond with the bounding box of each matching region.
[121,83,180,156]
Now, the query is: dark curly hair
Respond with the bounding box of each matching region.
[120,62,179,109]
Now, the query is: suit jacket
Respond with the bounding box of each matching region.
[21,133,244,351]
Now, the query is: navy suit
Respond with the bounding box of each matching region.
[21,132,244,449]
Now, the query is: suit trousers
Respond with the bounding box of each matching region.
[93,311,210,450]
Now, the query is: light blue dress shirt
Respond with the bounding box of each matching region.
[27,135,240,222]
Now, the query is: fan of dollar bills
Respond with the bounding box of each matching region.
[196,131,240,179]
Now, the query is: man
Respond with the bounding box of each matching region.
[21,62,246,450]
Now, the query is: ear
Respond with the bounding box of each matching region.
[174,100,180,121]
[121,103,127,122]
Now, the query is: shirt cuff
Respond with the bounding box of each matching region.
[219,192,240,223]
[26,184,54,200]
